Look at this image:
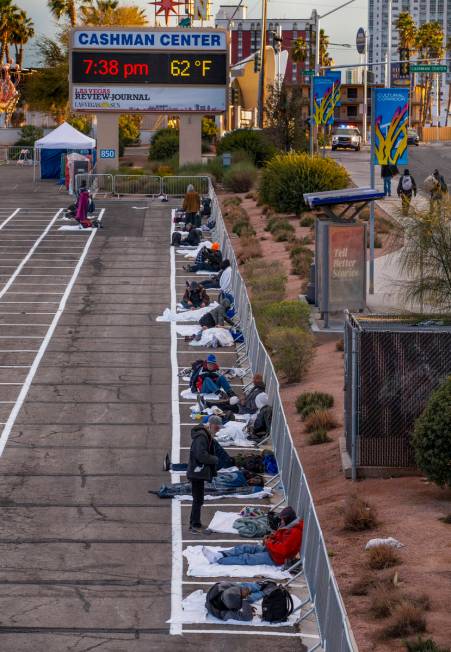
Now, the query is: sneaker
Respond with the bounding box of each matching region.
[163,453,171,472]
[189,525,202,535]
[202,546,222,564]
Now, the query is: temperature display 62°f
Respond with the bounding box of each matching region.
[71,51,227,85]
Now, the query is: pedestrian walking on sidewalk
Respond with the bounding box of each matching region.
[381,163,398,197]
[397,169,417,216]
[187,415,221,533]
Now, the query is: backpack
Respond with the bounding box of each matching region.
[88,198,95,214]
[171,231,182,246]
[261,584,294,623]
[401,175,413,192]
[189,359,204,392]
[263,452,278,475]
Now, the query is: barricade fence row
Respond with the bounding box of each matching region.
[75,173,210,197]
[0,146,39,165]
[207,178,356,651]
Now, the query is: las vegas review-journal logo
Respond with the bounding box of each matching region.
[74,88,151,101]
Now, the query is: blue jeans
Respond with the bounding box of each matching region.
[240,582,265,604]
[201,375,231,394]
[383,177,392,196]
[218,544,276,566]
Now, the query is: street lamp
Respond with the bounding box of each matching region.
[310,0,357,155]
[386,0,393,87]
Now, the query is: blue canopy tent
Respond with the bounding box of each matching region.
[34,122,96,181]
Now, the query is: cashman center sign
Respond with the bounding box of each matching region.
[70,27,228,113]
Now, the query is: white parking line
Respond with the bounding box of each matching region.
[0,208,105,458]
[0,209,20,231]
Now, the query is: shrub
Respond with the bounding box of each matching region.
[232,218,255,237]
[308,428,332,445]
[119,114,141,155]
[14,125,44,146]
[149,128,179,160]
[439,514,451,524]
[223,196,242,207]
[217,128,276,166]
[237,236,263,262]
[342,494,378,531]
[412,377,451,488]
[405,638,450,652]
[300,215,315,228]
[349,575,377,596]
[304,409,338,433]
[243,260,287,302]
[257,300,310,331]
[367,545,402,570]
[381,603,426,639]
[289,245,313,277]
[369,583,401,619]
[223,162,258,193]
[295,391,334,415]
[259,152,349,214]
[266,327,315,383]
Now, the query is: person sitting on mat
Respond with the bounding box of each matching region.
[184,243,222,273]
[181,281,210,310]
[191,354,233,396]
[196,298,234,335]
[200,259,232,295]
[206,582,265,622]
[229,374,266,414]
[202,506,303,566]
[171,223,202,247]
[246,393,272,442]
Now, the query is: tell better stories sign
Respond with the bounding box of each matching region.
[70,28,228,114]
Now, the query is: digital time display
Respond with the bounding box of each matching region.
[71,51,227,85]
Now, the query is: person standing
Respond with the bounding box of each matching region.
[397,169,417,216]
[183,184,201,227]
[187,415,221,533]
[431,168,447,207]
[381,163,398,197]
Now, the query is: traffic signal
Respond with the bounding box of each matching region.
[399,48,410,78]
[271,31,283,53]
[230,87,239,105]
[254,51,261,72]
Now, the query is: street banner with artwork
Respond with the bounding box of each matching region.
[325,70,342,107]
[373,87,409,165]
[313,75,341,126]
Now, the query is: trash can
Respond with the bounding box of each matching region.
[222,152,232,167]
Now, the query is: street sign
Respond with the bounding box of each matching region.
[410,64,448,73]
[356,27,366,55]
[303,70,315,76]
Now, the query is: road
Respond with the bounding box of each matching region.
[0,166,318,651]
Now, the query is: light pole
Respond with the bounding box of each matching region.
[257,0,268,128]
[385,0,393,87]
[309,0,357,155]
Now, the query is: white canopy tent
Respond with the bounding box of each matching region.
[34,122,96,182]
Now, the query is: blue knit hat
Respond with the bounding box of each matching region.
[207,354,217,363]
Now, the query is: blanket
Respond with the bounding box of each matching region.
[183,546,290,580]
[58,225,93,232]
[190,327,234,348]
[215,421,254,448]
[156,303,218,322]
[174,488,272,501]
[176,241,213,258]
[175,325,200,336]
[180,388,218,401]
[168,589,301,627]
[207,511,241,534]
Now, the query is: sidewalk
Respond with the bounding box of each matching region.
[330,149,428,313]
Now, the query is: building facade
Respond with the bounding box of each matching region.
[215,4,315,85]
[369,0,450,85]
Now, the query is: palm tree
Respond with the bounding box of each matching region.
[47,0,78,27]
[0,1,21,64]
[11,10,34,68]
[416,21,445,125]
[291,36,307,68]
[319,29,332,68]
[80,0,147,26]
[396,11,417,51]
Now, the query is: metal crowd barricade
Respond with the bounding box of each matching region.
[114,175,160,196]
[75,173,114,195]
[206,177,357,651]
[162,175,209,197]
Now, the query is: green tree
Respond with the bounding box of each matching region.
[80,0,147,25]
[202,117,217,140]
[67,113,92,134]
[415,21,445,124]
[10,9,34,68]
[119,114,141,155]
[396,11,417,50]
[291,36,307,69]
[397,199,451,310]
[47,0,78,26]
[0,0,21,63]
[319,29,332,68]
[412,377,451,488]
[14,124,44,146]
[264,82,307,151]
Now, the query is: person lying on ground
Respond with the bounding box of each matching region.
[183,184,201,227]
[181,281,211,310]
[200,259,231,290]
[152,469,264,498]
[196,298,234,334]
[229,374,266,415]
[246,393,272,442]
[202,506,303,566]
[190,353,234,396]
[206,581,265,622]
[184,243,222,273]
[171,223,202,247]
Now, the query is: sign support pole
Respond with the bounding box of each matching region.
[369,86,376,295]
[96,113,119,173]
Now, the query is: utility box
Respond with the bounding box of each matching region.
[344,313,451,475]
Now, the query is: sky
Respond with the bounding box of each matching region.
[17,0,367,68]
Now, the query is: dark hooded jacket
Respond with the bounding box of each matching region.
[187,425,218,482]
[199,299,233,328]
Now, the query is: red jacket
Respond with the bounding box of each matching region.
[265,520,304,565]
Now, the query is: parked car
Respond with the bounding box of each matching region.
[331,125,362,151]
[407,128,420,145]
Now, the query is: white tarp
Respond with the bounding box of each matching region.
[35,122,95,150]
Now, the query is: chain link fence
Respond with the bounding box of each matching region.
[344,312,451,470]
[207,179,357,651]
